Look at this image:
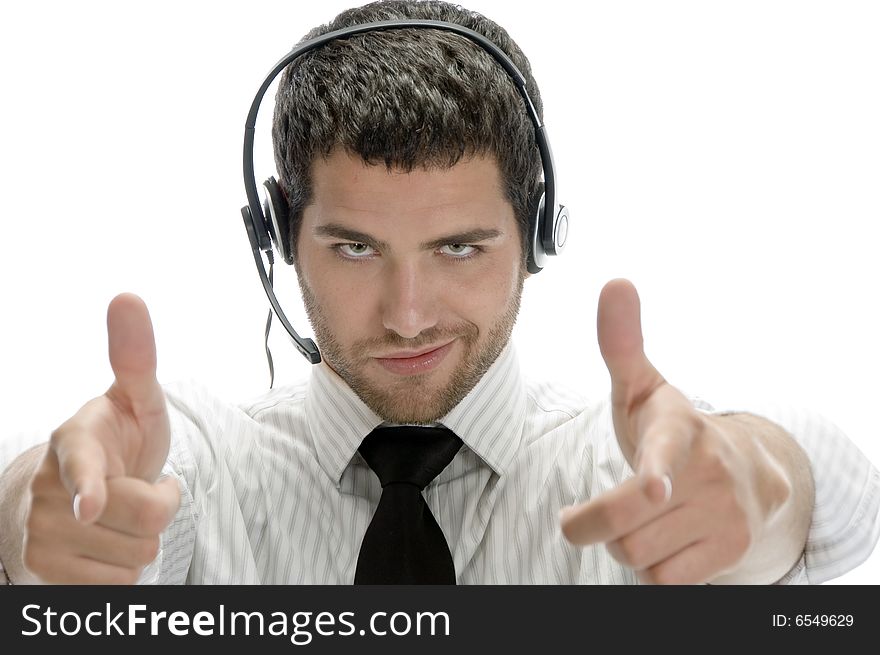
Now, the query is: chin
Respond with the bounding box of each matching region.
[367,375,456,424]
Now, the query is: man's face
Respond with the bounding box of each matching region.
[295,148,526,424]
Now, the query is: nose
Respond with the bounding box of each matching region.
[380,259,439,339]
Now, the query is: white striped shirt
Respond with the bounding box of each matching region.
[126,342,880,585]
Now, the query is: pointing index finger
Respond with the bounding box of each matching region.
[559,476,666,546]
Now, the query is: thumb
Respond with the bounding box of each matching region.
[106,293,164,416]
[597,279,663,401]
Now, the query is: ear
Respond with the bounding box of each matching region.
[275,177,290,204]
[525,180,546,274]
[262,176,294,265]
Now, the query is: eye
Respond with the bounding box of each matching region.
[439,243,478,258]
[335,243,376,259]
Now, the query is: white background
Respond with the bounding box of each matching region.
[1,1,877,583]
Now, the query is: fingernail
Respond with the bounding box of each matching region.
[72,493,82,521]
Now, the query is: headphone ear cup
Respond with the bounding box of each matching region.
[526,181,546,274]
[262,176,294,265]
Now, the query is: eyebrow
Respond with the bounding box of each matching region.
[313,223,503,250]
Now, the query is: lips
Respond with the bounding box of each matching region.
[379,344,450,359]
[374,340,456,376]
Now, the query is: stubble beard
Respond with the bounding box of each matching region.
[297,271,525,424]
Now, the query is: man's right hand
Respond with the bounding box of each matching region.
[23,293,180,584]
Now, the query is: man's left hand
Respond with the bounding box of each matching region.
[559,279,808,584]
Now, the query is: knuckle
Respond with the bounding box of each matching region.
[768,470,793,511]
[606,540,627,566]
[48,420,82,450]
[134,500,169,535]
[722,486,747,521]
[21,541,43,575]
[686,411,710,438]
[729,521,753,561]
[23,512,40,539]
[718,496,753,561]
[25,500,56,538]
[615,535,646,569]
[649,563,680,586]
[698,448,730,484]
[108,568,141,586]
[48,425,67,448]
[29,463,60,496]
[123,568,142,585]
[21,539,61,582]
[138,536,161,565]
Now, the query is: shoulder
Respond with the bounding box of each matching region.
[162,377,311,425]
[237,379,310,420]
[523,376,592,419]
[161,377,312,463]
[160,377,316,488]
[521,375,616,446]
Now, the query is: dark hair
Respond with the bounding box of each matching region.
[271,0,544,264]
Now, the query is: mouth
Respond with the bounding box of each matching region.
[373,340,456,376]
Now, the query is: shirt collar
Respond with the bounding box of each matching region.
[305,341,526,487]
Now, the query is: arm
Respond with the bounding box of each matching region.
[714,403,880,584]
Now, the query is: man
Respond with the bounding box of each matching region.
[0,0,878,584]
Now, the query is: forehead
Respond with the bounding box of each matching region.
[306,148,514,235]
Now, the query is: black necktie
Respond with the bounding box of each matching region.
[354,426,463,584]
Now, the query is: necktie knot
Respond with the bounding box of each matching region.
[358,425,463,490]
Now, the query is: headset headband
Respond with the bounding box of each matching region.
[241,19,568,366]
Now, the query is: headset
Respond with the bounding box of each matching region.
[241,19,569,373]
